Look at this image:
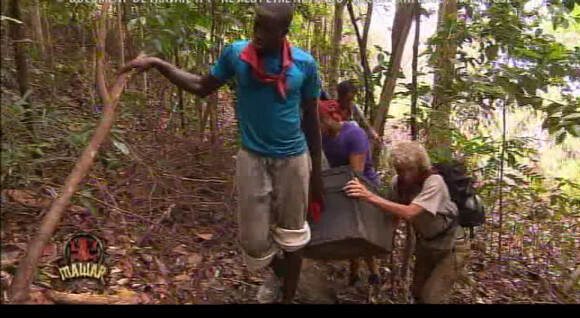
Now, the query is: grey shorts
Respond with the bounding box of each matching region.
[235,148,311,271]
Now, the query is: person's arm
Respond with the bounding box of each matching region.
[120,56,222,97]
[121,44,236,98]
[343,178,423,219]
[347,126,370,173]
[152,59,222,97]
[349,153,366,172]
[302,60,323,202]
[352,104,381,146]
[302,98,323,201]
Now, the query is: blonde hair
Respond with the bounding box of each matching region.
[391,141,431,173]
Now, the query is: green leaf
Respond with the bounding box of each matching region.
[112,140,130,155]
[485,45,499,60]
[545,102,563,114]
[549,65,565,77]
[377,53,384,64]
[521,76,537,95]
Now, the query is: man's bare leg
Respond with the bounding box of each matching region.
[281,250,303,304]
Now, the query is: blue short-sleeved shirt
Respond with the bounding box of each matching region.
[210,40,320,157]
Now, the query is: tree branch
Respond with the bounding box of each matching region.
[8,2,135,303]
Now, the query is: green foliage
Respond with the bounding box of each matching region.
[542,96,580,143]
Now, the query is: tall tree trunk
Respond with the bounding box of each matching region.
[410,0,421,140]
[117,2,125,65]
[312,15,322,64]
[402,2,421,300]
[123,1,136,61]
[41,1,54,70]
[209,0,219,144]
[139,5,147,93]
[362,2,373,55]
[9,0,32,133]
[362,2,374,115]
[347,2,374,120]
[498,100,506,262]
[29,0,45,59]
[371,2,415,167]
[328,2,345,98]
[401,221,416,300]
[322,17,328,76]
[428,0,458,152]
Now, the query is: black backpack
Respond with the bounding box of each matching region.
[432,161,485,236]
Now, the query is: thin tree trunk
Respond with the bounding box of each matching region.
[362,2,373,56]
[328,2,345,98]
[312,15,322,64]
[41,1,54,70]
[209,0,219,143]
[9,0,32,133]
[362,2,374,115]
[390,228,397,298]
[117,2,125,65]
[174,46,185,132]
[346,2,373,118]
[371,2,415,166]
[498,100,506,262]
[428,0,458,152]
[410,1,421,140]
[401,221,416,300]
[139,5,147,92]
[322,17,328,75]
[30,0,45,59]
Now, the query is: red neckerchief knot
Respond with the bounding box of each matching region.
[240,38,293,100]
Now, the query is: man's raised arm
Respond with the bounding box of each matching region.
[120,56,222,98]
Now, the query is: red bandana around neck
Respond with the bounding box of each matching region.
[240,38,293,100]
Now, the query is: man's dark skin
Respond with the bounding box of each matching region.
[121,4,323,304]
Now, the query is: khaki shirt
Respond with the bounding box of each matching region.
[389,175,459,250]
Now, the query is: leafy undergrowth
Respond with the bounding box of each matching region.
[2,112,578,303]
[1,49,578,304]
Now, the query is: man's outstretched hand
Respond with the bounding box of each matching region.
[119,56,160,75]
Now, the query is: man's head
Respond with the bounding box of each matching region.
[253,3,294,52]
[391,141,431,185]
[337,80,357,109]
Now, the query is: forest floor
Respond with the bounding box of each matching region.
[1,64,578,304]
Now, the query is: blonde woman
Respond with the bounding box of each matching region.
[343,141,461,304]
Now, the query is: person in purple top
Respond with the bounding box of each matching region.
[319,101,381,286]
[320,101,380,188]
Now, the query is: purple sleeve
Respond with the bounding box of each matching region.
[346,126,369,155]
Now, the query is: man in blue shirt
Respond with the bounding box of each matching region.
[122,3,323,304]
